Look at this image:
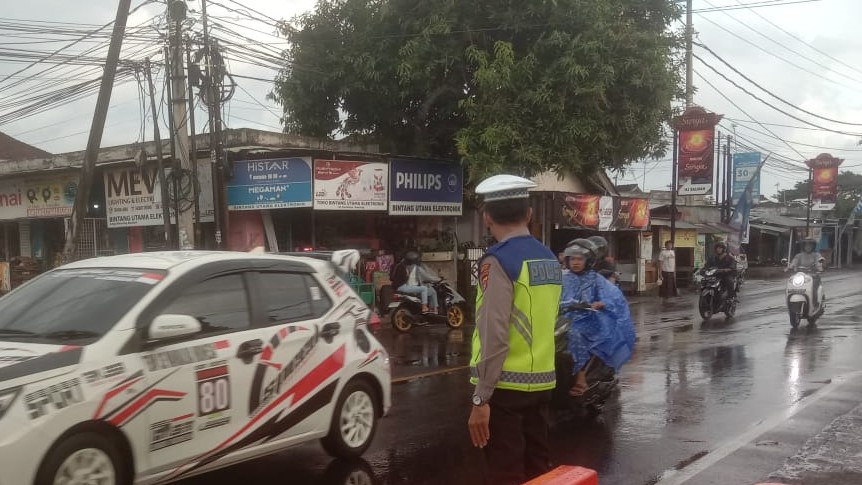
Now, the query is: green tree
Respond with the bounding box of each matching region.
[272,0,684,181]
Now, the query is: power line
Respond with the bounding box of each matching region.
[692,0,822,14]
[693,58,862,138]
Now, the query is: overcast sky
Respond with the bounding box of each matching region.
[1,0,860,199]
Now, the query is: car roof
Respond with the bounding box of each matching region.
[59,251,332,272]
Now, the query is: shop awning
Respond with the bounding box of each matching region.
[650,219,699,229]
[749,223,787,236]
[696,223,736,234]
[750,213,810,228]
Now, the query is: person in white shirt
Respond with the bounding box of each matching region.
[658,240,677,299]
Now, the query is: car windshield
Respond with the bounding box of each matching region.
[0,268,166,343]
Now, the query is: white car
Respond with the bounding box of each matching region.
[0,251,391,485]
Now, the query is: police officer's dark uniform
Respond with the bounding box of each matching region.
[467,175,562,485]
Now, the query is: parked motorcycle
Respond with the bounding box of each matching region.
[781,258,826,329]
[698,267,737,321]
[388,279,467,332]
[553,302,619,417]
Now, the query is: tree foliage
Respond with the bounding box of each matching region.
[272,0,684,181]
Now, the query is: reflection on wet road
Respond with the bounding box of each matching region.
[183,272,862,485]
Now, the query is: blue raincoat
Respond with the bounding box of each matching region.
[560,270,636,372]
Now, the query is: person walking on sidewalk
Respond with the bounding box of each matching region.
[659,240,678,299]
[467,174,562,485]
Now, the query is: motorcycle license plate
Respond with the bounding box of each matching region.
[788,289,806,295]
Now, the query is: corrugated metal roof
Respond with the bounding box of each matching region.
[751,214,811,228]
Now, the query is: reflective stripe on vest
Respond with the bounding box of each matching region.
[469,367,556,386]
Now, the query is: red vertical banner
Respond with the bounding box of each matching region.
[806,153,843,211]
[674,107,723,196]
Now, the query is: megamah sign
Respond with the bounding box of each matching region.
[388,159,463,216]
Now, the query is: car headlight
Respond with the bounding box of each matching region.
[791,274,806,287]
[0,388,21,420]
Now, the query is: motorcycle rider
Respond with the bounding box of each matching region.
[560,238,635,397]
[390,250,440,314]
[590,235,618,283]
[704,241,738,300]
[787,238,823,307]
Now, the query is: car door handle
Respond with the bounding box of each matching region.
[237,339,263,362]
[321,323,341,343]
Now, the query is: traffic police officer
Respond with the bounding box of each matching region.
[468,174,563,484]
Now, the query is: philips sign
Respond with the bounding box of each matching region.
[389,159,463,216]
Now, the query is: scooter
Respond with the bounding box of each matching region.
[553,302,619,417]
[388,279,467,332]
[698,267,737,321]
[781,258,826,329]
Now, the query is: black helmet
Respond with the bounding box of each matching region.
[588,235,609,259]
[403,250,421,264]
[800,238,817,253]
[564,238,598,268]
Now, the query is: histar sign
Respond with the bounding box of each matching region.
[388,159,463,216]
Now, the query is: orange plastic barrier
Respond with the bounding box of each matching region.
[523,466,598,485]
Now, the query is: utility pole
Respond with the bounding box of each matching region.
[186,38,201,246]
[201,0,227,249]
[725,134,733,223]
[167,0,195,249]
[715,131,722,208]
[63,0,132,261]
[671,129,679,245]
[145,58,175,247]
[685,0,694,107]
[805,167,813,237]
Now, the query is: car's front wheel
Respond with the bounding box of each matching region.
[322,380,379,459]
[36,432,129,485]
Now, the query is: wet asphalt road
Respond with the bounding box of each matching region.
[182,270,862,485]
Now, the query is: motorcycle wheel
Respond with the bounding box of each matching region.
[699,295,713,320]
[391,308,412,332]
[726,299,737,318]
[789,310,802,329]
[446,303,466,329]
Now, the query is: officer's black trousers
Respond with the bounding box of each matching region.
[484,389,553,485]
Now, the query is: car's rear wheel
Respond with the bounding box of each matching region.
[36,432,129,485]
[322,380,379,459]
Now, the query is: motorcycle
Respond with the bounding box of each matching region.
[698,267,737,321]
[553,301,619,417]
[781,258,826,329]
[388,279,467,332]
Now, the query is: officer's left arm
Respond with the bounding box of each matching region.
[473,256,513,403]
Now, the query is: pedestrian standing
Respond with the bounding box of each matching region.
[467,174,563,485]
[659,240,677,298]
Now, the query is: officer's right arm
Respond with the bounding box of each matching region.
[474,256,513,403]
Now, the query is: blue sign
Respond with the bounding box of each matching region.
[389,159,463,215]
[732,152,761,205]
[227,158,313,210]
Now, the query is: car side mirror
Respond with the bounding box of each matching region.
[149,314,202,341]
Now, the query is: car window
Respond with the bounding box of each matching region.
[257,272,313,325]
[305,274,333,317]
[0,268,165,342]
[160,273,251,333]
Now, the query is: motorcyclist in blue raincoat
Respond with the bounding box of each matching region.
[560,238,636,397]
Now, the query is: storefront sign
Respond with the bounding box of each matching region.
[0,173,78,220]
[104,162,214,228]
[227,158,312,210]
[674,107,723,196]
[732,152,761,205]
[388,159,462,216]
[614,198,650,230]
[313,160,388,211]
[558,194,601,229]
[659,228,698,248]
[806,153,843,211]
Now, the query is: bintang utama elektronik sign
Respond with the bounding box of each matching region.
[674,106,723,197]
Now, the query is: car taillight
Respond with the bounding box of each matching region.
[370,311,381,330]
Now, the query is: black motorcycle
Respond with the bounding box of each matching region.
[553,302,619,417]
[697,267,737,321]
[387,279,467,332]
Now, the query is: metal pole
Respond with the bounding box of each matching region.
[805,167,813,237]
[164,46,181,247]
[144,58,175,247]
[63,0,132,261]
[186,38,201,247]
[671,129,679,244]
[725,134,733,223]
[201,0,224,249]
[685,0,694,107]
[715,131,722,208]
